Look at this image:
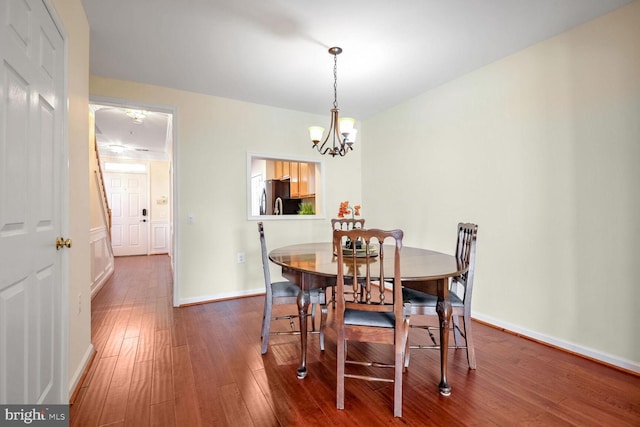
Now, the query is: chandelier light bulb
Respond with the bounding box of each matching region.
[344,128,358,144]
[309,126,325,143]
[339,117,355,133]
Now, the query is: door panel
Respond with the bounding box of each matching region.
[0,280,27,403]
[0,0,65,404]
[105,172,149,256]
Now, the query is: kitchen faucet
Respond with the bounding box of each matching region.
[274,197,283,215]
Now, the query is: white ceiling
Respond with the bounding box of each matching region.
[83,0,632,158]
[93,105,172,161]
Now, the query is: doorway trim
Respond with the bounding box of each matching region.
[89,95,179,307]
[48,0,70,403]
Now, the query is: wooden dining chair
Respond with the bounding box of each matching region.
[402,222,478,369]
[331,218,366,231]
[329,218,366,307]
[334,228,409,417]
[258,222,327,354]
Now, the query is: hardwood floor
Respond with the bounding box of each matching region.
[70,255,640,426]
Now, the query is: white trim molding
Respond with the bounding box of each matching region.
[179,288,264,307]
[68,344,95,400]
[473,312,639,374]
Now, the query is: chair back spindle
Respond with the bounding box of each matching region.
[329,218,366,307]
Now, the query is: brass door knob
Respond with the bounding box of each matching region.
[55,237,72,250]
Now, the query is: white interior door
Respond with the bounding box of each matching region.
[105,172,149,256]
[0,0,66,403]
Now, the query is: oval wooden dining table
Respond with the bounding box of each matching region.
[269,242,467,396]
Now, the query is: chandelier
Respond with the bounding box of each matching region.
[309,47,357,157]
[125,109,147,124]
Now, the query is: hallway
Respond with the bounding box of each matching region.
[71,255,178,426]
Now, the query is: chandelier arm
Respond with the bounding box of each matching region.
[331,112,345,155]
[315,108,342,156]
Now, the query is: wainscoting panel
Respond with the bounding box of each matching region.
[90,226,114,298]
[150,221,169,254]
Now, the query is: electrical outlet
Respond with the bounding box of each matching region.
[78,294,82,314]
[237,252,245,264]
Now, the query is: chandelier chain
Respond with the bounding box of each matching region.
[333,52,338,109]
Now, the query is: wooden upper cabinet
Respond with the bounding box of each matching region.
[295,162,315,198]
[266,161,276,180]
[290,161,300,198]
[308,164,315,196]
[274,161,283,180]
[299,162,309,197]
[274,160,291,180]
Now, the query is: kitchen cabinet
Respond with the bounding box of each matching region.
[290,162,315,198]
[273,160,291,180]
[290,161,300,198]
[299,162,310,197]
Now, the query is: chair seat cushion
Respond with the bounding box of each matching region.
[271,281,325,302]
[344,308,395,328]
[402,287,463,307]
[271,281,301,297]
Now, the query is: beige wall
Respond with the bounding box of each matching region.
[150,160,171,222]
[90,77,363,303]
[363,2,640,368]
[50,0,94,395]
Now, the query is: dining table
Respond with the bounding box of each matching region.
[268,242,467,396]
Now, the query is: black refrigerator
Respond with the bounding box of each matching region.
[263,179,300,215]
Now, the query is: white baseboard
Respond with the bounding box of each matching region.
[473,312,639,374]
[90,262,114,299]
[68,344,95,400]
[178,288,264,306]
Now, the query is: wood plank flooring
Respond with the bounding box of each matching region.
[70,255,640,426]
